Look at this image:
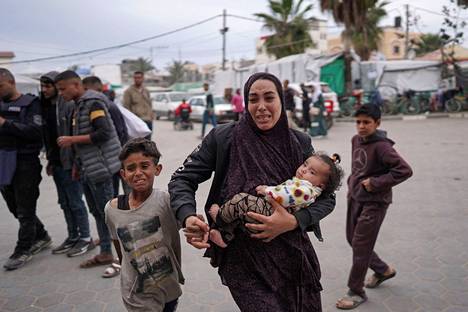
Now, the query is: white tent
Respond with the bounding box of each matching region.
[16,74,40,95]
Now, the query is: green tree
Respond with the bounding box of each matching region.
[124,57,154,73]
[166,60,186,84]
[350,1,388,61]
[254,0,315,59]
[415,33,444,56]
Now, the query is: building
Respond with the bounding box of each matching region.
[0,51,15,69]
[255,17,328,64]
[327,27,423,60]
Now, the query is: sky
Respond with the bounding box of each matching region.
[1,0,467,74]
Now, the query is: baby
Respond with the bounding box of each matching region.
[209,152,343,247]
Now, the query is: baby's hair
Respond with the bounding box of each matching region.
[313,151,344,194]
[119,138,161,165]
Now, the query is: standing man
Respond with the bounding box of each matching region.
[40,71,93,257]
[200,82,216,139]
[123,71,153,140]
[283,79,299,129]
[230,88,244,121]
[0,68,51,270]
[82,75,130,196]
[55,70,121,270]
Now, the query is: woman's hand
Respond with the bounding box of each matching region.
[183,214,210,249]
[245,198,298,242]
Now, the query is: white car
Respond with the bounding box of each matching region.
[188,95,236,122]
[151,92,197,120]
[290,82,341,116]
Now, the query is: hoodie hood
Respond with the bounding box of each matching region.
[40,71,60,84]
[359,129,394,145]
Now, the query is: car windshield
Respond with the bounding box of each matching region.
[213,97,228,105]
[169,93,189,101]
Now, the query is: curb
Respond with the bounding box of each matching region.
[336,112,468,122]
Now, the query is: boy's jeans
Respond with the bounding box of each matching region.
[82,177,114,254]
[52,166,90,240]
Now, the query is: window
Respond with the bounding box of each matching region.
[393,45,400,55]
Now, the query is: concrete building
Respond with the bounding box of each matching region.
[0,51,15,69]
[255,17,328,64]
[327,27,423,60]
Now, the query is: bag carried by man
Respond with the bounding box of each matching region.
[116,104,151,139]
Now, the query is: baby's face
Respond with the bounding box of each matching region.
[295,156,330,189]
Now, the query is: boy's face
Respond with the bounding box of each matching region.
[295,156,330,189]
[355,114,380,138]
[120,152,162,193]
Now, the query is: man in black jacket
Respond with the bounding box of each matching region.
[0,68,51,270]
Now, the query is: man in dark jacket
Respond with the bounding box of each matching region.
[82,76,129,196]
[337,104,413,310]
[283,79,299,129]
[40,71,93,257]
[0,68,51,270]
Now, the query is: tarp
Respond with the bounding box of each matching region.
[359,60,442,94]
[16,75,39,95]
[213,52,346,95]
[320,56,345,96]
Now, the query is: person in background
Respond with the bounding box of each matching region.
[200,82,217,139]
[83,76,130,197]
[123,71,153,140]
[300,83,312,132]
[231,88,244,121]
[0,68,51,270]
[283,79,299,129]
[55,70,121,272]
[40,71,92,257]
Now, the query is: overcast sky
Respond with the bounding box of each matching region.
[1,0,467,73]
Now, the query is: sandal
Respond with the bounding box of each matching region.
[102,262,121,278]
[336,291,367,310]
[365,269,396,288]
[79,254,114,268]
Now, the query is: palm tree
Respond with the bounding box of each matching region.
[415,33,444,56]
[166,60,186,84]
[351,1,388,61]
[320,0,387,91]
[254,0,316,59]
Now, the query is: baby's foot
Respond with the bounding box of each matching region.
[209,204,220,222]
[209,229,227,248]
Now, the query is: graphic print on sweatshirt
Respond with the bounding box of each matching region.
[352,147,368,173]
[117,216,173,293]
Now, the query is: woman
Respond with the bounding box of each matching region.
[169,73,336,311]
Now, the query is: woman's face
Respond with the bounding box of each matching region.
[247,79,282,131]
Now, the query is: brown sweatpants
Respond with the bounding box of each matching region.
[346,198,389,295]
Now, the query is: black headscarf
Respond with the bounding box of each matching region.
[221,72,304,201]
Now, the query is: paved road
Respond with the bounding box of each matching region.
[1,117,467,312]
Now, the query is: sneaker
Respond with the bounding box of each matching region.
[67,239,95,257]
[4,251,32,271]
[52,237,79,254]
[30,234,52,255]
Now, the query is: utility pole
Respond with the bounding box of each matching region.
[220,9,229,70]
[404,4,410,59]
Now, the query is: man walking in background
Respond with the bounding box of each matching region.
[123,71,153,139]
[200,82,216,139]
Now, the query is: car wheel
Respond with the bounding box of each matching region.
[167,111,173,121]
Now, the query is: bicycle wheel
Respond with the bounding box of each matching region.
[446,99,462,113]
[381,99,392,115]
[406,99,420,115]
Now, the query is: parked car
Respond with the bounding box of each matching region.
[188,95,236,122]
[152,92,196,120]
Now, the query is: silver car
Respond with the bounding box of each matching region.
[188,95,236,122]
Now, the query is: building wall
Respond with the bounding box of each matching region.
[327,27,422,60]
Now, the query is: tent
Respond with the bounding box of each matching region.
[16,74,40,95]
[213,52,348,96]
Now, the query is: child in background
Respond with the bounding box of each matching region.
[105,138,184,312]
[336,104,413,310]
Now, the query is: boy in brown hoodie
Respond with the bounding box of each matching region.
[337,104,413,310]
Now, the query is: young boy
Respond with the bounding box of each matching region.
[336,105,413,310]
[105,138,184,312]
